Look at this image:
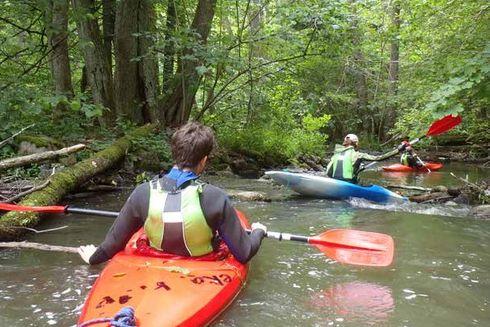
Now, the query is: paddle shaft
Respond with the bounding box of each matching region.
[65,206,119,218]
[408,134,426,146]
[245,229,385,251]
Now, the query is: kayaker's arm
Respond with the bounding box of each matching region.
[357,148,399,162]
[89,183,149,264]
[201,185,266,264]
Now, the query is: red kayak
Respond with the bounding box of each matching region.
[382,162,443,172]
[78,211,250,327]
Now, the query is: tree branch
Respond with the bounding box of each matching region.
[0,144,86,172]
[0,124,35,149]
[1,180,51,204]
[0,16,44,35]
[0,241,78,253]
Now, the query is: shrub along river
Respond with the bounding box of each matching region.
[0,162,488,326]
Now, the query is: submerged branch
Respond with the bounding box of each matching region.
[0,241,78,253]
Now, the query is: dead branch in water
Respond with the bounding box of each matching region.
[7,225,68,233]
[0,241,78,253]
[450,172,486,193]
[386,184,432,192]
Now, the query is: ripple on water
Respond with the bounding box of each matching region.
[348,197,471,218]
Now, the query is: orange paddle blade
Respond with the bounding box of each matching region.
[309,229,394,267]
[0,203,66,213]
[426,114,462,136]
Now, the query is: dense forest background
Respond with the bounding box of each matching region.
[0,0,488,167]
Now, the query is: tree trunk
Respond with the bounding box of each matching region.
[114,0,159,123]
[385,0,401,133]
[45,0,74,117]
[72,0,115,118]
[246,0,263,124]
[138,0,160,123]
[0,125,155,241]
[102,0,116,69]
[162,0,177,91]
[160,0,217,126]
[348,0,368,130]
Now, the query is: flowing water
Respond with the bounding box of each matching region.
[0,162,489,326]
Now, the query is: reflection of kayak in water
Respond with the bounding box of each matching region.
[310,282,394,323]
[265,171,406,204]
[382,162,443,172]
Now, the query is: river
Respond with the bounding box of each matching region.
[0,162,488,326]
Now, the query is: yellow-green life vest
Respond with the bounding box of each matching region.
[144,179,214,257]
[327,145,356,181]
[400,153,409,166]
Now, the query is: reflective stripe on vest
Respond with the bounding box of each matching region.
[327,147,355,180]
[144,180,214,257]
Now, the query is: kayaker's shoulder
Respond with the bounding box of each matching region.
[125,182,151,204]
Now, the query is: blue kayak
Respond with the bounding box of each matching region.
[265,171,407,204]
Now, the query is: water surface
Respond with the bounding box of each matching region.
[0,162,488,326]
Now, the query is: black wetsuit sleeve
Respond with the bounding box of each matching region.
[89,183,150,264]
[200,185,265,264]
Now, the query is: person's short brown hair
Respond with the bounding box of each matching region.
[171,122,215,169]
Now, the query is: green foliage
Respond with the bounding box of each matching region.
[1,0,488,166]
[302,114,332,132]
[6,165,41,179]
[129,129,172,168]
[425,47,489,117]
[217,124,327,165]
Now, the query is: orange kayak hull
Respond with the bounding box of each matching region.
[78,211,250,327]
[382,162,443,172]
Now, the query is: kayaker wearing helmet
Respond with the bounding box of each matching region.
[78,122,267,264]
[326,134,406,184]
[399,140,423,169]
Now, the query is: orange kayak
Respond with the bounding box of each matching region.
[382,162,443,172]
[78,211,250,327]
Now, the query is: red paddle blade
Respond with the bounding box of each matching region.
[426,114,462,137]
[0,203,66,213]
[309,229,394,267]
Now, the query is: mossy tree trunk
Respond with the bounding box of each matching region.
[0,124,155,241]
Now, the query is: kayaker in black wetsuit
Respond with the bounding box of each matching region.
[78,122,267,264]
[326,134,407,184]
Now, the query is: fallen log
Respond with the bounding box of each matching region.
[0,241,78,253]
[409,192,449,203]
[0,143,85,172]
[0,124,155,240]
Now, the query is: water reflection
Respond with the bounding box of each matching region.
[310,281,394,325]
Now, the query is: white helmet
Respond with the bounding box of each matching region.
[344,134,359,143]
